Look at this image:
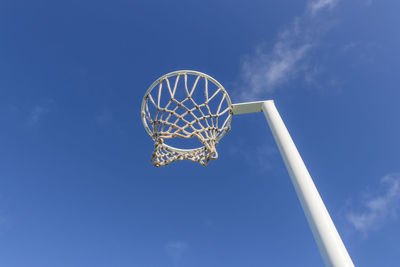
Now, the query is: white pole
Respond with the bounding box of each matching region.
[262,100,354,267]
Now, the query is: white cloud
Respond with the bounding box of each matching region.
[308,0,338,15]
[238,0,339,101]
[28,105,47,125]
[346,174,400,234]
[241,41,312,98]
[165,241,188,266]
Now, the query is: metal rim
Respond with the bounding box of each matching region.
[141,70,233,151]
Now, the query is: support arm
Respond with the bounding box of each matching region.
[262,100,353,267]
[233,100,354,267]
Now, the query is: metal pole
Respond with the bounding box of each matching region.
[262,100,354,267]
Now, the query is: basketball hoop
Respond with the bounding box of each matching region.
[141,70,233,167]
[140,70,355,266]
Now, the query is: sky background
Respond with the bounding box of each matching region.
[1,0,400,266]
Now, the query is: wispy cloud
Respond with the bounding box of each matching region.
[308,0,338,15]
[165,241,188,266]
[346,174,400,234]
[27,105,47,125]
[238,0,339,100]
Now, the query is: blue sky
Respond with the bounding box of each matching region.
[1,0,400,266]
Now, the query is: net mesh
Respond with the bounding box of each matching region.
[142,71,232,167]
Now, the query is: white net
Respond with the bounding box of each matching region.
[141,70,233,166]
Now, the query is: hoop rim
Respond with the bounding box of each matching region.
[141,70,233,152]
